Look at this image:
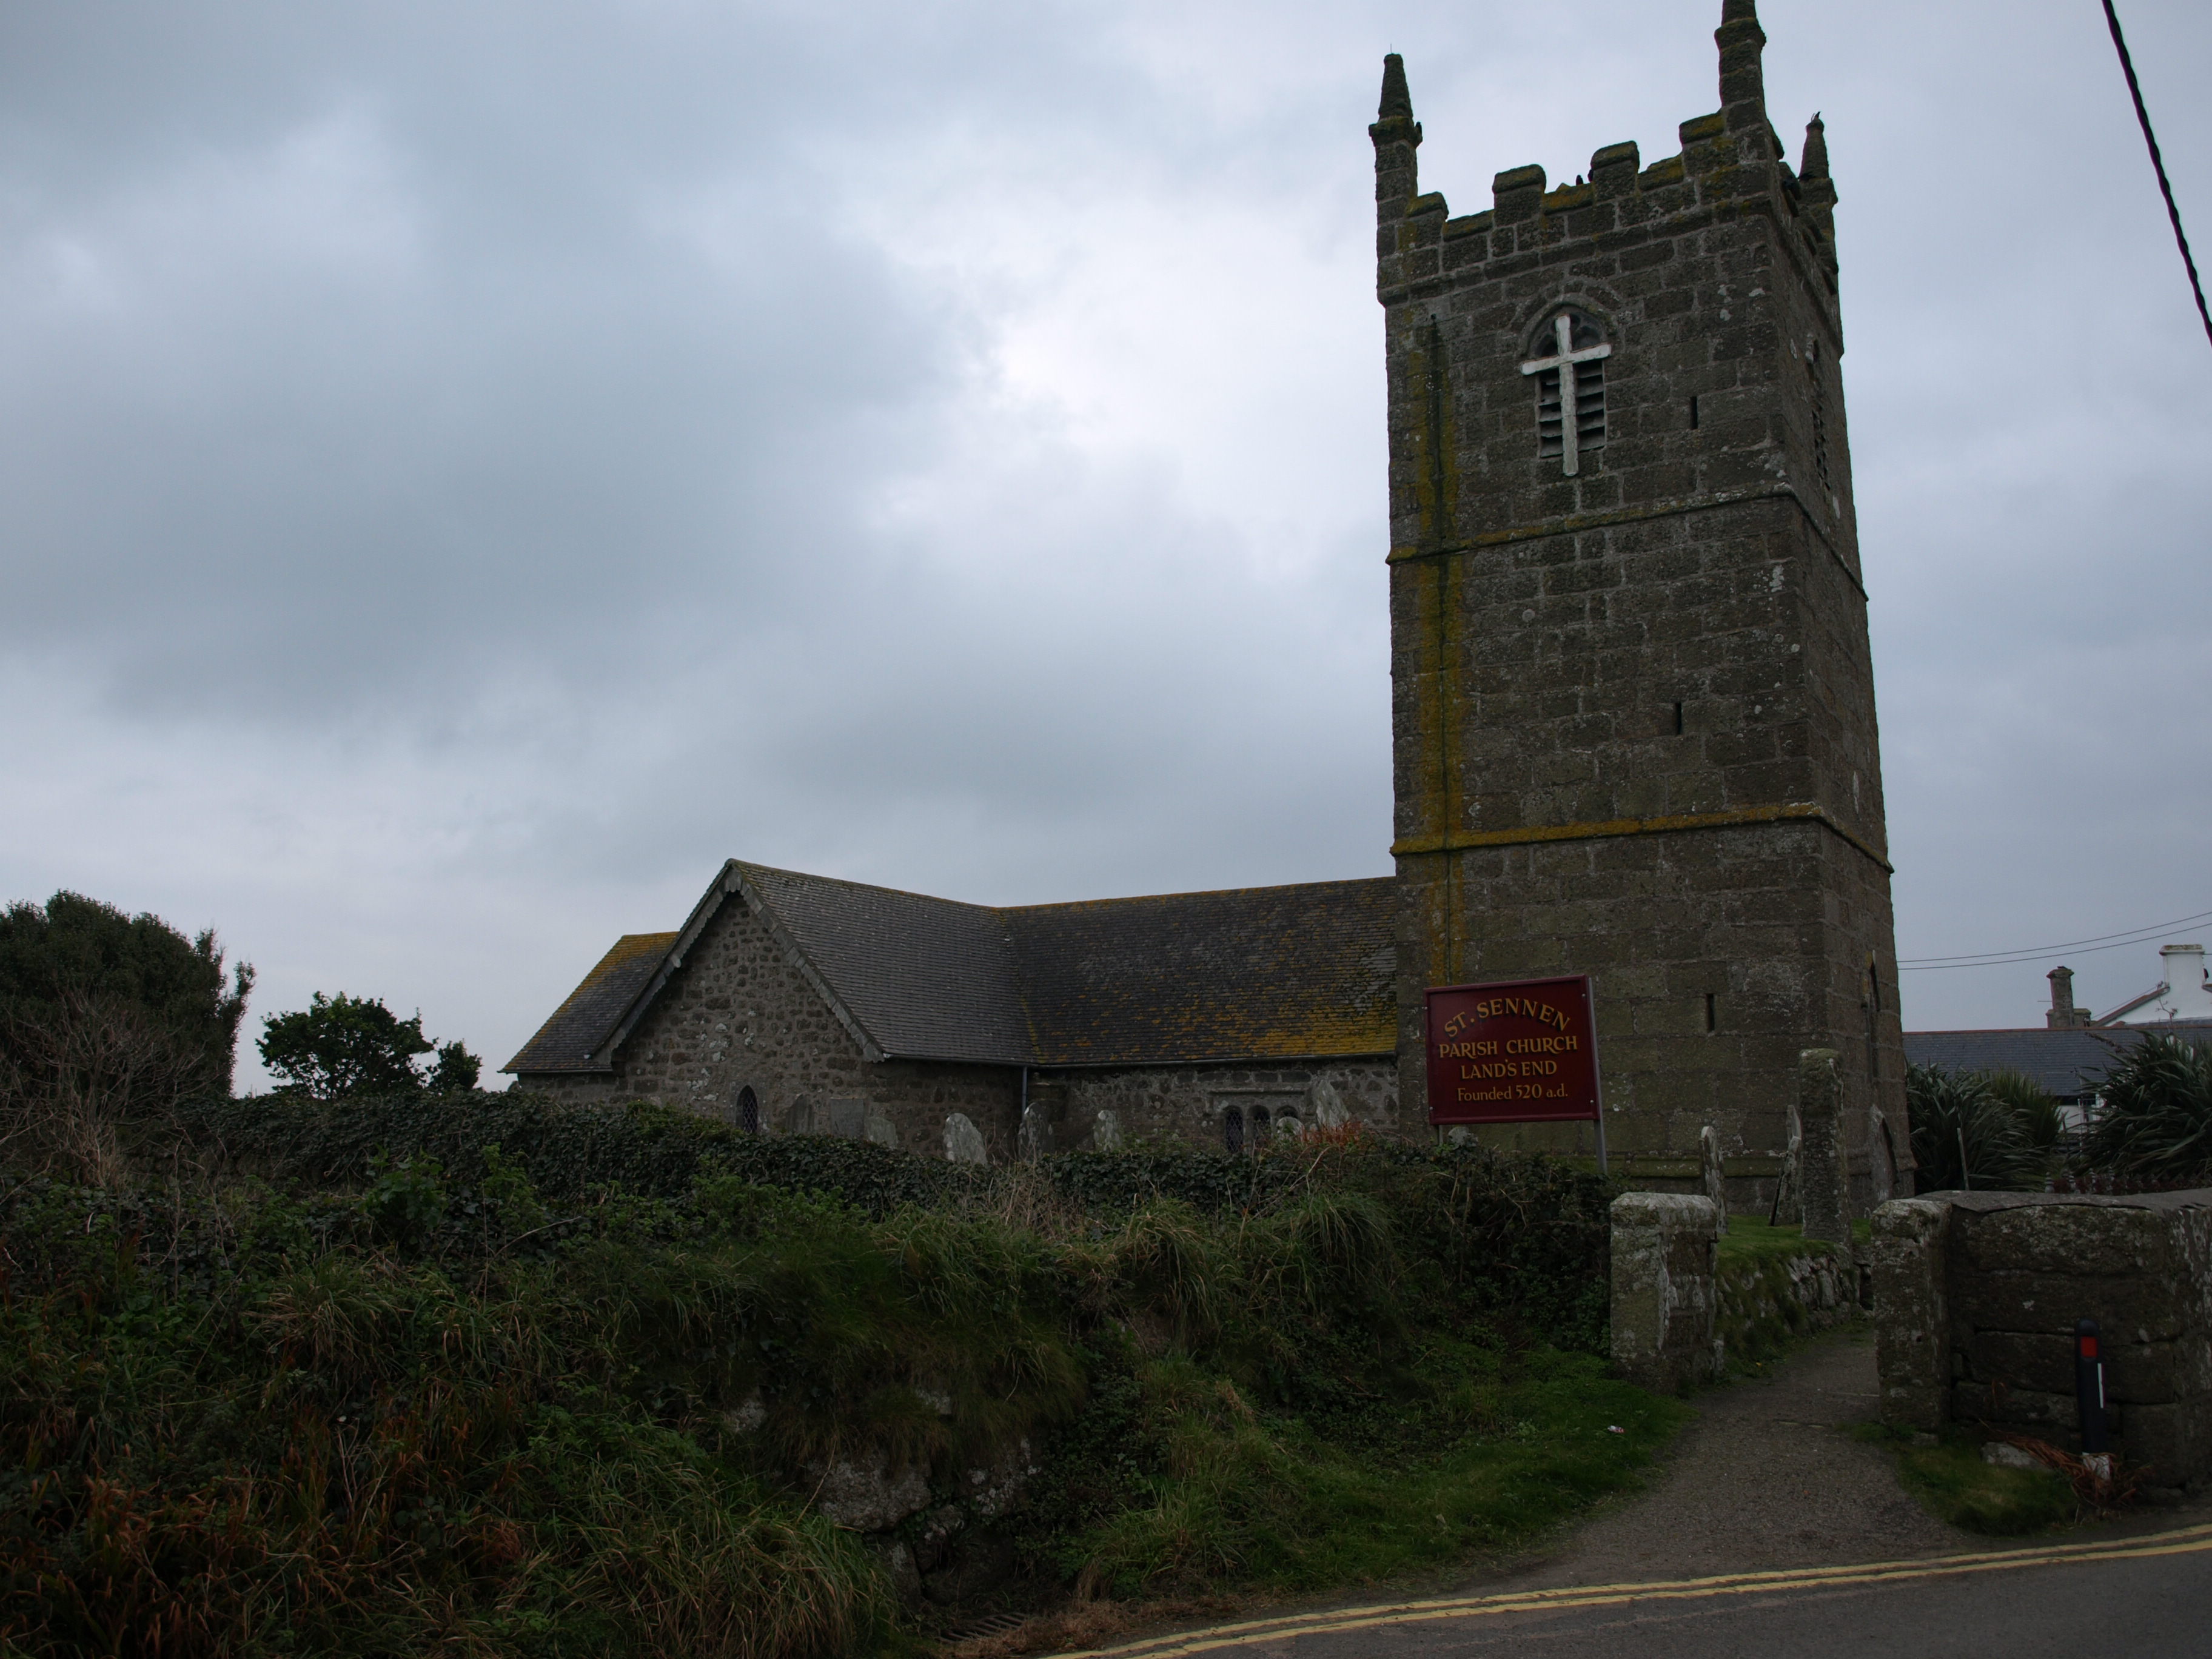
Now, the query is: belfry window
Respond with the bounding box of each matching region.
[1520,308,1610,475]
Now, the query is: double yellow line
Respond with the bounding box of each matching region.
[1047,1523,2212,1657]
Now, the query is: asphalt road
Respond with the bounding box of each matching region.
[1036,1330,2212,1659]
[1055,1526,2212,1658]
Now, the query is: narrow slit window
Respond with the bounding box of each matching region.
[1520,308,1610,475]
[1704,993,1717,1033]
[1807,340,1833,498]
[1674,700,1685,735]
[1223,1107,1244,1155]
[1689,394,1700,429]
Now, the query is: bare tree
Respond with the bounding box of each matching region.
[0,991,210,1184]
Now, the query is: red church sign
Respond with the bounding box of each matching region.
[1424,976,1603,1133]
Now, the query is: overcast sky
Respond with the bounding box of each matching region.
[3,0,2207,1087]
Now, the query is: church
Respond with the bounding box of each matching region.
[506,0,1910,1206]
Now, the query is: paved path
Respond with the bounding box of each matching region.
[1040,1327,2212,1659]
[1509,1325,1956,1587]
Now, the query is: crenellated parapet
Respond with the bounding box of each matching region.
[1373,25,1840,328]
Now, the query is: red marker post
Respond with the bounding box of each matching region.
[2076,1318,2108,1456]
[1424,975,1607,1173]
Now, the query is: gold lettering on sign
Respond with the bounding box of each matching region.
[1440,998,1573,1038]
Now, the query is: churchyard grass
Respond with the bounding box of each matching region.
[1,1093,1685,1655]
[1856,1427,2076,1535]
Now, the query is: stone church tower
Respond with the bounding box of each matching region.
[1373,0,1908,1204]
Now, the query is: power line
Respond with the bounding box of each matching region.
[1899,905,2212,972]
[2102,0,2212,350]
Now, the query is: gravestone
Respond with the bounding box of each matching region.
[1311,1079,1349,1130]
[1797,1050,1847,1244]
[1769,1098,1805,1225]
[1017,1103,1051,1163]
[942,1113,988,1166]
[1868,1107,1895,1205]
[1091,1109,1122,1151]
[863,1104,899,1149]
[1699,1125,1731,1235]
[826,1098,865,1140]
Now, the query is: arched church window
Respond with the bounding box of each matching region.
[736,1085,760,1134]
[1520,308,1610,476]
[1250,1105,1269,1150]
[1223,1107,1244,1155]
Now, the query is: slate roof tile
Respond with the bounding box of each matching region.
[503,863,1397,1076]
[1903,1019,2212,1101]
[1005,879,1396,1067]
[505,931,679,1074]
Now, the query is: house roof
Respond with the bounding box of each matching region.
[1004,879,1396,1067]
[1903,1019,2212,1101]
[738,862,1034,1067]
[506,931,679,1074]
[503,861,1396,1077]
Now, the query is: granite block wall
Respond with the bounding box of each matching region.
[1372,5,1904,1203]
[1873,1191,2212,1498]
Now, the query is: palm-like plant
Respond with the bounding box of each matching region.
[2083,1033,2212,1185]
[1984,1067,2066,1155]
[1906,1064,2049,1192]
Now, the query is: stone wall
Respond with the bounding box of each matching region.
[1872,1191,2212,1498]
[1037,1059,1399,1153]
[1373,10,1905,1208]
[1715,1236,1857,1371]
[518,890,1023,1162]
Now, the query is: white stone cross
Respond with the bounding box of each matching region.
[1520,312,1612,477]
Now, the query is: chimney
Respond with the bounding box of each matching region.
[2047,965,2088,1028]
[2159,943,2212,1019]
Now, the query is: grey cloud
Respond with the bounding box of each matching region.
[2,0,2208,1079]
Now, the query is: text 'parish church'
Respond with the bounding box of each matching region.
[508,0,1909,1208]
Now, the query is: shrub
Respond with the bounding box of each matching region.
[1906,1064,2051,1193]
[2084,1033,2212,1185]
[1,1094,1657,1652]
[0,892,253,1182]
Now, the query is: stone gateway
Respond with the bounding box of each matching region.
[506,0,1908,1205]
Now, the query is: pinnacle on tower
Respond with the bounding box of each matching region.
[1370,53,1423,225]
[1378,53,1413,122]
[1796,115,1831,184]
[1797,110,1838,264]
[1716,0,1768,136]
[1800,112,1830,180]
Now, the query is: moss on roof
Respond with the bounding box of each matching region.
[503,931,677,1074]
[506,865,1396,1077]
